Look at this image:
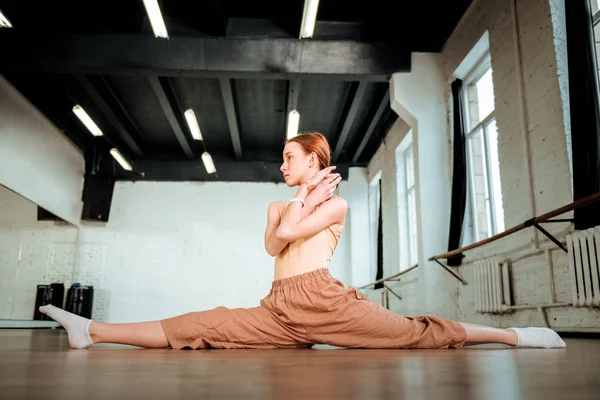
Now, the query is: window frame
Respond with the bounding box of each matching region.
[369,171,382,279]
[395,132,417,272]
[592,0,600,25]
[403,144,418,267]
[462,53,503,241]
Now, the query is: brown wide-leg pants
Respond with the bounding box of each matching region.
[160,268,467,349]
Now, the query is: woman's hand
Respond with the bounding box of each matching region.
[303,166,336,191]
[306,172,342,207]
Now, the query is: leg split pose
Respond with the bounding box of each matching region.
[40,132,566,350]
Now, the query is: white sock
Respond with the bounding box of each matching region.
[509,327,566,348]
[39,304,94,349]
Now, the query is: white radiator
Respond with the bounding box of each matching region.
[474,257,512,313]
[567,227,600,307]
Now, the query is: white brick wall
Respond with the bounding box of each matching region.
[75,180,355,323]
[0,185,79,319]
[342,168,372,288]
[369,0,600,329]
[372,53,458,319]
[449,0,592,328]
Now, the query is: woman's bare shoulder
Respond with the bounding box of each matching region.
[310,196,347,226]
[268,200,287,217]
[312,196,347,210]
[331,196,347,208]
[323,196,347,212]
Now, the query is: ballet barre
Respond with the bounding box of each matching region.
[429,191,600,284]
[360,191,600,291]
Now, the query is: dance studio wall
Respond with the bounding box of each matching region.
[370,54,452,319]
[369,0,600,330]
[74,180,355,323]
[0,74,84,226]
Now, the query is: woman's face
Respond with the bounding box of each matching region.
[280,142,317,187]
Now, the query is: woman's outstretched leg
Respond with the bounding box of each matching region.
[459,322,566,348]
[305,282,566,349]
[39,304,169,349]
[459,322,518,346]
[40,301,312,350]
[89,321,169,348]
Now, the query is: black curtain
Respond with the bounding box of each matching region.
[447,79,468,266]
[375,179,384,289]
[565,0,600,229]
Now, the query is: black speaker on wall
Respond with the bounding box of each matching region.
[65,285,94,319]
[81,174,115,222]
[33,283,65,320]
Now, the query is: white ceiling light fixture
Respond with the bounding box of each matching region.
[0,9,13,28]
[110,148,133,171]
[287,109,300,139]
[72,105,103,137]
[202,152,216,174]
[184,109,203,141]
[299,0,320,39]
[142,0,169,39]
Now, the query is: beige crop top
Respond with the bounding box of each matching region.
[274,203,344,274]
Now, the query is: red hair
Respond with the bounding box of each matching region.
[286,132,331,170]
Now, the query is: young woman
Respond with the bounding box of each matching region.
[40,132,566,350]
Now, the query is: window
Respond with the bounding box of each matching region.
[395,132,418,271]
[463,55,505,242]
[369,171,382,280]
[591,1,600,97]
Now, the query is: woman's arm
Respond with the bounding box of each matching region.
[276,195,347,243]
[264,170,342,256]
[264,201,288,257]
[264,199,321,257]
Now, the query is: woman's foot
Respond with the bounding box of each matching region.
[508,327,566,348]
[39,305,94,349]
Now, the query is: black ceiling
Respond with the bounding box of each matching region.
[0,0,473,182]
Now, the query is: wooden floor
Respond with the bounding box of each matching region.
[1,329,599,399]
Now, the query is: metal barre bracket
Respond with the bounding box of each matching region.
[382,283,402,301]
[533,223,568,253]
[433,259,468,285]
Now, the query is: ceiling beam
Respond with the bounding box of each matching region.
[98,76,146,150]
[218,78,243,160]
[120,159,350,183]
[332,82,369,163]
[75,75,144,157]
[47,74,137,157]
[147,76,195,159]
[287,79,301,111]
[0,33,410,81]
[352,90,390,163]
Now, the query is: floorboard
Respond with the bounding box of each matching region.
[1,329,598,399]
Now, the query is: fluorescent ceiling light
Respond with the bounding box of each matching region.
[299,0,320,39]
[202,152,216,174]
[0,10,12,28]
[184,109,203,141]
[287,109,300,139]
[72,105,103,137]
[110,148,133,171]
[142,0,169,39]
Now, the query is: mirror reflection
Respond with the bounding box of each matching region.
[0,184,79,324]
